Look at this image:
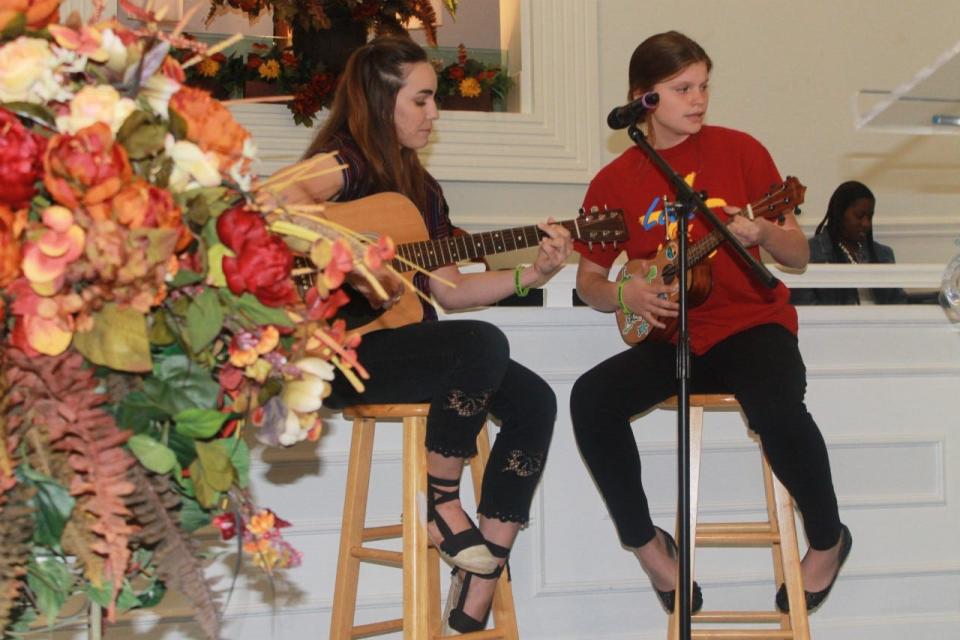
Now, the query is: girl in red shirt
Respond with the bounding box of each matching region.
[571,31,850,616]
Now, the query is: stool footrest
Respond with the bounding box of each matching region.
[691,631,795,640]
[697,522,774,534]
[352,546,402,566]
[696,522,779,545]
[436,628,511,640]
[697,531,780,545]
[362,524,402,541]
[343,404,430,419]
[351,618,403,638]
[694,610,783,623]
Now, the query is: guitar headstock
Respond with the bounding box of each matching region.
[751,176,806,221]
[576,206,630,247]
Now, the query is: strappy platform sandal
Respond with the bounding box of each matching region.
[652,526,704,614]
[427,475,498,575]
[443,541,510,635]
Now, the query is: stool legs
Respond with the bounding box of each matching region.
[403,414,431,640]
[663,396,811,640]
[330,408,520,640]
[330,417,377,639]
[768,462,809,637]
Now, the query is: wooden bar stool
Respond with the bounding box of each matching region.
[329,403,520,640]
[660,394,811,640]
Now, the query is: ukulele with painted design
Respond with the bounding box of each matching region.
[615,176,806,345]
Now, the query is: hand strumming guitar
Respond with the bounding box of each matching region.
[619,272,679,330]
[347,264,406,310]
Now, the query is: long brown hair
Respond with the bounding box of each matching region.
[627,31,712,122]
[303,36,430,211]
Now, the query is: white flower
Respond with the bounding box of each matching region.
[242,136,258,160]
[282,379,326,414]
[56,85,137,135]
[142,73,181,117]
[100,29,130,73]
[294,357,335,381]
[0,37,67,104]
[165,134,221,191]
[228,160,252,193]
[278,409,303,447]
[281,358,335,413]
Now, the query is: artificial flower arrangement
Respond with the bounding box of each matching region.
[207,0,457,45]
[237,39,339,127]
[201,0,459,126]
[434,43,511,110]
[0,0,406,637]
[244,40,298,89]
[175,39,337,126]
[177,42,246,101]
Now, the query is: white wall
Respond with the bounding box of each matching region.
[438,0,960,266]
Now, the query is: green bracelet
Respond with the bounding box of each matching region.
[514,264,530,297]
[617,276,633,315]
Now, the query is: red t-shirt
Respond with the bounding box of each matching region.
[576,125,797,354]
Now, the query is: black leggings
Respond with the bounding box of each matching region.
[570,323,841,550]
[326,319,556,524]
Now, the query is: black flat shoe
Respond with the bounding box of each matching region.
[427,475,498,575]
[652,526,704,614]
[776,524,852,613]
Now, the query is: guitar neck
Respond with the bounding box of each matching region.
[393,220,578,271]
[687,227,728,266]
[672,177,804,269]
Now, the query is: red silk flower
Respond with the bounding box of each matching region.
[0,108,46,209]
[218,205,297,307]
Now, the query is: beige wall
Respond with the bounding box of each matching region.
[438,0,960,264]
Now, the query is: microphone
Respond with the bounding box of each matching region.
[606,92,659,129]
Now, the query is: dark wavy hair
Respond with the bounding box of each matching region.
[814,180,878,263]
[302,35,430,212]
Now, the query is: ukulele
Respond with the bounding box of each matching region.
[294,192,628,335]
[615,176,806,345]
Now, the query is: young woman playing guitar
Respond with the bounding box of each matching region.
[569,31,851,617]
[270,36,572,634]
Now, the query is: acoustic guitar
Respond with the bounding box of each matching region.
[295,192,628,335]
[615,176,806,345]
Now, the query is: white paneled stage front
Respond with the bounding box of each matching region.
[87,266,960,640]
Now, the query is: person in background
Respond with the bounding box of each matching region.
[791,180,908,305]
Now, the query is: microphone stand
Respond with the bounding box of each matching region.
[625,124,778,640]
